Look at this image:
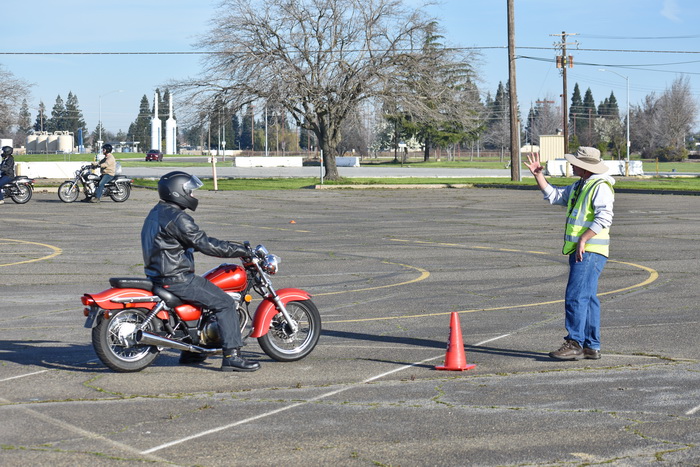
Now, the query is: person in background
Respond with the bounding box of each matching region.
[90,143,116,203]
[0,146,15,205]
[524,147,615,361]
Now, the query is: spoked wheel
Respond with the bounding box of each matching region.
[257,300,321,362]
[10,184,32,204]
[92,309,161,372]
[109,183,131,202]
[58,181,80,203]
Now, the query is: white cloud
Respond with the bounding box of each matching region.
[660,0,681,22]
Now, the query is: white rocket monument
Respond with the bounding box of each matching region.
[165,93,177,155]
[150,92,162,151]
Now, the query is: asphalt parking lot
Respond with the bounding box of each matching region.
[1,185,699,466]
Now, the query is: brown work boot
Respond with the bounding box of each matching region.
[549,340,583,360]
[583,347,601,360]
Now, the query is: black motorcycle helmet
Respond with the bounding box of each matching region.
[158,171,204,211]
[102,143,113,154]
[1,146,12,157]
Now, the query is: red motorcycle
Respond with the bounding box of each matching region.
[81,244,321,372]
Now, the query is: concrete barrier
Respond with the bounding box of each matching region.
[336,157,360,167]
[233,157,303,168]
[546,159,644,176]
[16,161,87,179]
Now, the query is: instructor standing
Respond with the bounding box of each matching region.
[524,147,615,361]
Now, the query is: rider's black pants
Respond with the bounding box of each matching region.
[164,274,243,349]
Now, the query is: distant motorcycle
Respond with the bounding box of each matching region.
[57,164,132,203]
[1,176,34,204]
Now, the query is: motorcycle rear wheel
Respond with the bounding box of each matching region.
[58,181,80,203]
[92,309,161,372]
[10,184,32,204]
[109,183,131,202]
[258,300,321,362]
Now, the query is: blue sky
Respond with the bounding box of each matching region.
[3,0,700,136]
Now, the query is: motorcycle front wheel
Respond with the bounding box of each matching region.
[58,181,80,203]
[109,183,131,202]
[258,300,321,362]
[92,309,161,372]
[10,184,32,204]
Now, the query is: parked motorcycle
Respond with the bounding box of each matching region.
[57,164,132,203]
[0,176,34,204]
[82,243,321,372]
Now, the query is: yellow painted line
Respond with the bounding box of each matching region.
[0,238,62,267]
[202,220,311,233]
[315,261,430,297]
[325,239,659,324]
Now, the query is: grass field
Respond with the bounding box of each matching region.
[17,152,700,192]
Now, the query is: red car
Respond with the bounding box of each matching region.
[145,149,163,162]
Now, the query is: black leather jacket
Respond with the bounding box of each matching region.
[0,155,14,178]
[141,201,248,284]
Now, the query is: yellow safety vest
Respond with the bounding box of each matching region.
[563,179,613,257]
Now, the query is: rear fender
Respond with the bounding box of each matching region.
[250,288,312,338]
[82,288,159,312]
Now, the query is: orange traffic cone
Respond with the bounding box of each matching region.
[435,312,476,371]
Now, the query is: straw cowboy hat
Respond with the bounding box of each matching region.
[564,147,609,174]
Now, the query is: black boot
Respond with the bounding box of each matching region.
[179,350,207,365]
[221,348,260,372]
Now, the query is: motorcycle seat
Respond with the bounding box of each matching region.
[109,277,154,291]
[153,286,185,308]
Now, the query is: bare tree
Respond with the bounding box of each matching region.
[656,76,696,149]
[173,0,439,180]
[0,65,32,138]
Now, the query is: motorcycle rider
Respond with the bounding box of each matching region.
[141,171,261,372]
[90,143,116,203]
[0,146,15,205]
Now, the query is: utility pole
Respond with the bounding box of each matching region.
[551,31,578,155]
[507,0,520,181]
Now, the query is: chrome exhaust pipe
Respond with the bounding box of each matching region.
[136,330,220,355]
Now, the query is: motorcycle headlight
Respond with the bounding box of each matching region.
[262,254,280,275]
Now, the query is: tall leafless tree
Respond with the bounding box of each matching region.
[0,65,32,138]
[631,76,696,158]
[172,0,444,180]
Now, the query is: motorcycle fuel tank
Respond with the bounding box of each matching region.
[203,263,247,292]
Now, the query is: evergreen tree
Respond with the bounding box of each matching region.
[240,105,254,150]
[580,88,597,146]
[64,91,87,137]
[33,101,47,132]
[231,112,241,150]
[47,95,66,132]
[17,99,33,136]
[569,83,584,139]
[598,92,619,119]
[129,94,152,151]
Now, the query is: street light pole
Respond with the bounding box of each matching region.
[98,89,124,148]
[599,69,629,175]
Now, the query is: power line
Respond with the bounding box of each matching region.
[518,55,700,75]
[2,45,700,56]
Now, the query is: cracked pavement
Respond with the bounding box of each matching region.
[1,186,698,466]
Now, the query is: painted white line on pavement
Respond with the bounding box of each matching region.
[686,404,700,415]
[0,369,49,382]
[142,333,512,455]
[0,396,170,463]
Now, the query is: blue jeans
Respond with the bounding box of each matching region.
[162,274,243,349]
[95,174,114,199]
[0,175,12,200]
[564,252,607,350]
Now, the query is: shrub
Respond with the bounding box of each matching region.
[655,146,688,162]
